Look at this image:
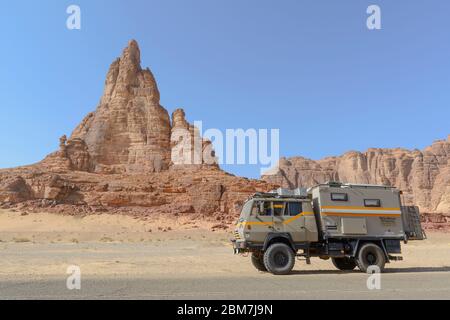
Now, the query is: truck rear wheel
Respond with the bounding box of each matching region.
[357,243,386,273]
[251,253,267,272]
[263,243,295,275]
[331,257,357,271]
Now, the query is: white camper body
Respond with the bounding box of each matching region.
[310,183,404,240]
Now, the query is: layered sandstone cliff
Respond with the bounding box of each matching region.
[263,137,450,215]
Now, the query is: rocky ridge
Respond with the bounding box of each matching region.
[263,137,450,230]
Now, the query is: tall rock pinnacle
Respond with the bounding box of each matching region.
[70,40,171,173]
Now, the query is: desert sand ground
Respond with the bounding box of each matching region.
[0,209,449,299]
[0,209,232,278]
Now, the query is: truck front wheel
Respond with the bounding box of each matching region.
[331,257,357,271]
[251,252,267,272]
[357,243,386,273]
[263,243,295,275]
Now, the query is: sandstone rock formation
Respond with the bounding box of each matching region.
[70,40,172,173]
[0,40,275,224]
[263,136,450,217]
[40,40,217,174]
[171,108,217,168]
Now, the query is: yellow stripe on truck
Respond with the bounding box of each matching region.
[321,205,400,211]
[323,212,401,217]
[282,211,314,224]
[321,205,401,217]
[237,212,315,228]
[237,209,401,228]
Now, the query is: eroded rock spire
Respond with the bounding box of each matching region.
[70,40,171,173]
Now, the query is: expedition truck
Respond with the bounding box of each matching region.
[231,182,425,275]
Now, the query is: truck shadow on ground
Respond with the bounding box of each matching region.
[384,266,450,274]
[289,266,450,275]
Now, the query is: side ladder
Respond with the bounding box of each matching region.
[401,206,426,240]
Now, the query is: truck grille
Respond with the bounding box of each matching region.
[234,231,241,240]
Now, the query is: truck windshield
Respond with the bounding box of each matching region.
[240,200,254,219]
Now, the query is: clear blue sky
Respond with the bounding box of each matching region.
[0,1,449,178]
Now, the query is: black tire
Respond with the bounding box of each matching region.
[251,253,267,272]
[356,243,386,273]
[331,257,357,271]
[263,243,295,275]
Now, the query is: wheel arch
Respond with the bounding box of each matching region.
[263,233,296,252]
[351,239,390,262]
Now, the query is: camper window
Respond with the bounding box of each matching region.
[364,199,381,207]
[331,193,348,201]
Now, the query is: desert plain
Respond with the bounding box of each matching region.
[0,209,449,300]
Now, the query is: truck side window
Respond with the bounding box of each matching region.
[251,201,260,216]
[331,193,348,201]
[287,202,302,216]
[262,201,272,216]
[253,201,272,216]
[364,199,381,207]
[273,202,285,216]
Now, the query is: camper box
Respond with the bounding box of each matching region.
[309,183,404,239]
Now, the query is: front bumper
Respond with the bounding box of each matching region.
[231,239,248,254]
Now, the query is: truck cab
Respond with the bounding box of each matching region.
[232,183,425,275]
[234,195,317,246]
